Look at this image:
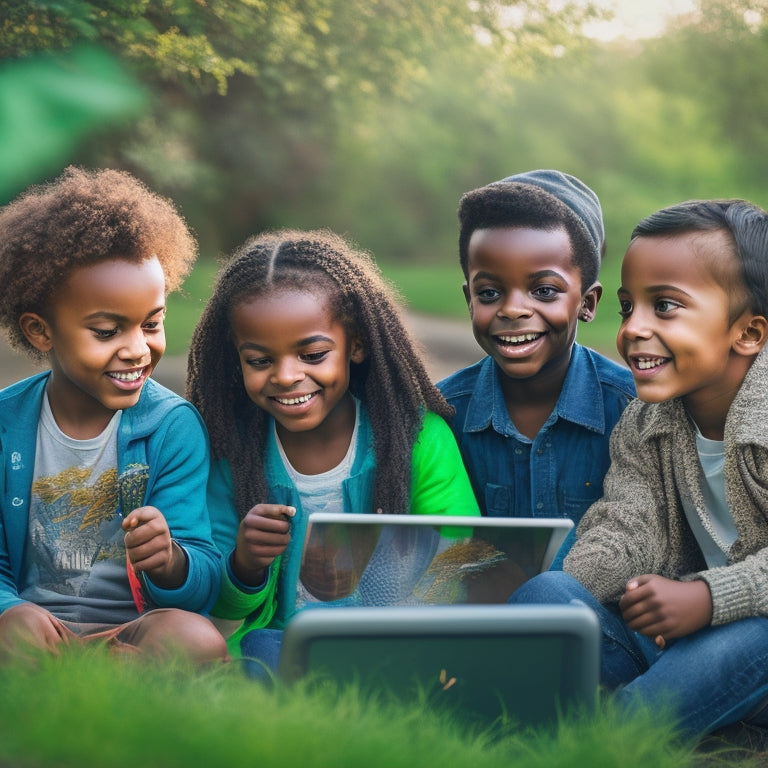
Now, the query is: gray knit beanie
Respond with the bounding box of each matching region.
[500,170,605,257]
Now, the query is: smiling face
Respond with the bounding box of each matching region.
[617,231,763,433]
[464,226,600,389]
[20,257,166,437]
[230,288,365,443]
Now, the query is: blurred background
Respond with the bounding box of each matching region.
[1,0,766,369]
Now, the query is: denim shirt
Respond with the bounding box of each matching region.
[437,344,635,566]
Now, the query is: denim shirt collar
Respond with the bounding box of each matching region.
[464,344,608,437]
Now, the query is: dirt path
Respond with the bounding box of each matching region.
[0,312,482,395]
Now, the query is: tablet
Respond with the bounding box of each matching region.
[294,513,573,611]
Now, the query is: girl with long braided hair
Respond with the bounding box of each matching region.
[186,229,478,670]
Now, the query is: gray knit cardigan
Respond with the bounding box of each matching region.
[564,345,768,626]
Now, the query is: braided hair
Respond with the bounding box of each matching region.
[186,229,452,518]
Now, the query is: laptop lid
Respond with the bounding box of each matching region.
[294,513,572,612]
[278,604,599,729]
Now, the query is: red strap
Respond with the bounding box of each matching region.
[126,560,146,614]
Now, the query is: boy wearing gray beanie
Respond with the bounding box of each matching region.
[437,170,635,566]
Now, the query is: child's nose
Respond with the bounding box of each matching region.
[271,358,304,387]
[119,329,151,362]
[619,309,653,341]
[498,290,533,320]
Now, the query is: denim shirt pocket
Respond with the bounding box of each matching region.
[484,484,511,517]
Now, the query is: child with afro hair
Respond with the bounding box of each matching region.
[0,167,227,663]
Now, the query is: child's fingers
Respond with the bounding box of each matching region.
[248,504,296,520]
[121,506,152,531]
[129,548,169,573]
[121,506,165,533]
[123,517,140,534]
[121,513,140,532]
[241,525,291,548]
[242,506,295,534]
[122,512,170,554]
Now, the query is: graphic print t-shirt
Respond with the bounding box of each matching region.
[18,395,138,625]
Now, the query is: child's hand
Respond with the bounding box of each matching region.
[619,574,713,648]
[233,504,296,586]
[122,506,187,589]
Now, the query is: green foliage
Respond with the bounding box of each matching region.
[0,44,145,201]
[5,0,768,360]
[0,646,750,768]
[1,0,254,94]
[0,0,606,253]
[2,0,599,100]
[641,0,768,177]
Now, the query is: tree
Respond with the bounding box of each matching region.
[1,0,603,253]
[642,0,768,178]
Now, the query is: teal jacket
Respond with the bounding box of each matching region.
[0,372,221,616]
[207,408,480,648]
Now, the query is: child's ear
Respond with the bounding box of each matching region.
[733,315,768,356]
[19,312,53,353]
[350,338,366,364]
[578,282,603,323]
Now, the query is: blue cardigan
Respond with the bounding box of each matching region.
[0,372,221,616]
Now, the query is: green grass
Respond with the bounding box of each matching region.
[165,256,624,359]
[0,646,751,768]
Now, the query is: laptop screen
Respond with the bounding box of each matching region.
[294,513,572,613]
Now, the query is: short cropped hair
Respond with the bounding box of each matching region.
[0,166,197,359]
[457,182,599,290]
[632,199,768,319]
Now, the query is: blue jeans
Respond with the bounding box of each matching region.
[240,628,283,682]
[509,571,768,738]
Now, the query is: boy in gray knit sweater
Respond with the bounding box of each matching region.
[510,198,768,740]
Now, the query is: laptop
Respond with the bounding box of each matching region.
[278,603,600,729]
[293,513,573,613]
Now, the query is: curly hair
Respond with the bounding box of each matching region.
[186,228,453,518]
[0,166,197,359]
[457,182,599,290]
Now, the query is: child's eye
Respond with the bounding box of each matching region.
[142,320,163,331]
[244,356,271,368]
[475,287,500,302]
[532,285,558,299]
[618,299,632,318]
[91,327,118,339]
[301,351,329,364]
[656,299,680,314]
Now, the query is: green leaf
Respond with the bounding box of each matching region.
[0,44,146,201]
